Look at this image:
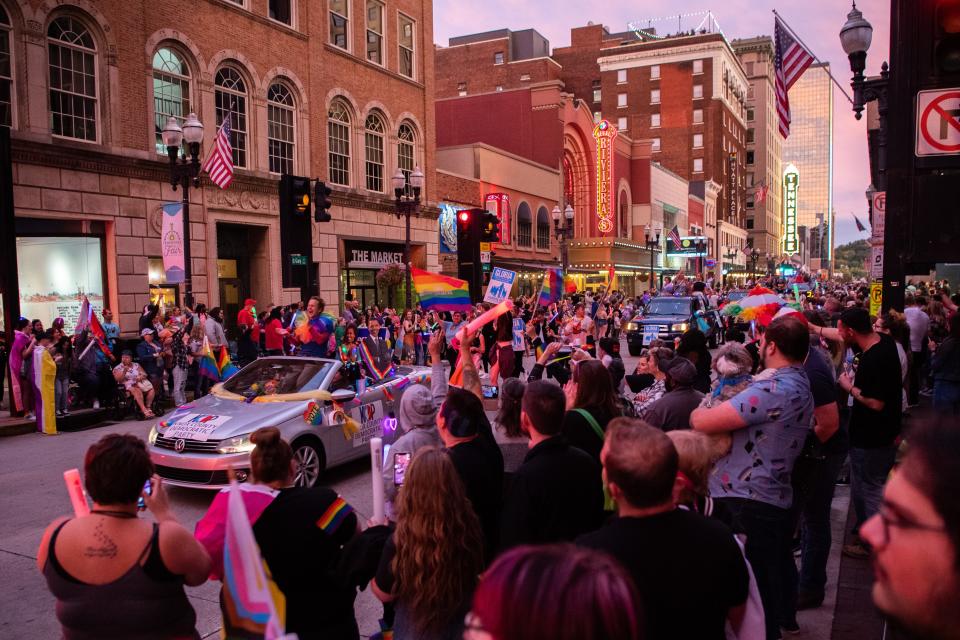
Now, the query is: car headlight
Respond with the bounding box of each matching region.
[217,434,256,454]
[148,425,159,445]
[625,322,638,332]
[673,322,689,332]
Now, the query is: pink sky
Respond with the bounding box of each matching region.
[433,0,891,247]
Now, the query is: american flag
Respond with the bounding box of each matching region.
[774,16,815,138]
[202,118,234,189]
[668,225,682,250]
[755,181,770,204]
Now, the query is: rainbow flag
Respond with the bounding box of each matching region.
[538,269,563,307]
[358,338,394,382]
[316,496,354,535]
[411,267,471,312]
[198,337,221,382]
[217,346,240,380]
[222,483,286,639]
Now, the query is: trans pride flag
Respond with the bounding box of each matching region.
[222,483,286,639]
[538,268,563,307]
[411,268,471,312]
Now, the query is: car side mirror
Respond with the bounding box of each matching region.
[330,388,357,403]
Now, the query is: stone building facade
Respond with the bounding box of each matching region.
[3,0,437,335]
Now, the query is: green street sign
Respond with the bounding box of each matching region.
[290,254,308,266]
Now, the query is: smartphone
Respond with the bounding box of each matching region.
[137,479,151,511]
[481,385,500,399]
[393,453,411,486]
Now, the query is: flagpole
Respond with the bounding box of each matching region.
[772,10,854,105]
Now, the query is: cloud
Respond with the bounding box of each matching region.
[434,0,891,246]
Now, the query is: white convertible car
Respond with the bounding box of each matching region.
[147,356,430,489]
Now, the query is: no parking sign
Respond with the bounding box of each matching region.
[916,89,960,157]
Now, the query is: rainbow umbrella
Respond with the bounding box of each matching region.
[721,286,785,327]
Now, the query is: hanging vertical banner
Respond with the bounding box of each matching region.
[593,119,618,235]
[161,202,185,284]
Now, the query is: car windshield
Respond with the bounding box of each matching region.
[222,358,332,396]
[644,299,693,316]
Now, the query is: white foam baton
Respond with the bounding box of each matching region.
[369,437,385,523]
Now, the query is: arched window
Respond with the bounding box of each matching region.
[619,192,629,238]
[152,47,191,154]
[397,122,415,180]
[516,202,532,247]
[0,6,11,127]
[536,206,550,249]
[48,16,97,141]
[328,99,351,186]
[364,111,385,192]
[267,82,295,175]
[214,67,248,168]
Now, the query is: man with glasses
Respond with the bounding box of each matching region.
[859,419,960,640]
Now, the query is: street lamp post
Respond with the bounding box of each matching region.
[723,248,738,287]
[694,238,707,277]
[748,247,760,280]
[644,225,662,292]
[162,113,204,310]
[552,204,575,273]
[840,2,888,190]
[391,167,425,311]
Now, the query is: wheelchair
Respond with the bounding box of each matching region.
[112,380,164,422]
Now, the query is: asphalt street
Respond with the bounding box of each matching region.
[0,346,845,639]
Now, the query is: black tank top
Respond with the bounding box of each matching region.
[43,520,198,640]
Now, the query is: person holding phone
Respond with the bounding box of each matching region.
[37,434,210,639]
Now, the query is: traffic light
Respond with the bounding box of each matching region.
[935,1,960,78]
[314,181,332,223]
[279,174,313,294]
[456,209,487,302]
[480,211,500,243]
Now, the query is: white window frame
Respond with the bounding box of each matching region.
[651,137,661,152]
[617,116,627,131]
[692,59,703,75]
[494,51,504,65]
[617,69,627,84]
[398,13,415,80]
[617,92,627,108]
[152,47,191,155]
[48,16,99,143]
[747,107,755,122]
[268,0,294,27]
[364,111,385,192]
[267,82,296,175]
[693,84,703,99]
[398,122,416,183]
[692,108,703,124]
[650,89,660,105]
[593,88,601,103]
[365,0,384,66]
[650,64,660,80]
[650,113,660,128]
[214,66,248,168]
[693,158,703,173]
[329,0,349,51]
[693,133,703,149]
[327,99,351,186]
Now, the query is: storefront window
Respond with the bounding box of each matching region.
[17,236,104,328]
[148,257,179,309]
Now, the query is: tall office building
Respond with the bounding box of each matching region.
[781,62,834,272]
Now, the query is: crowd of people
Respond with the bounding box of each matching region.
[24,272,960,640]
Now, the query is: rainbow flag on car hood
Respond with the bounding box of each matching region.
[411,268,471,312]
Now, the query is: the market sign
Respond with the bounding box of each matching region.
[782,164,799,255]
[593,119,618,235]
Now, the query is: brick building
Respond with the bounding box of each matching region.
[553,24,750,262]
[733,36,784,261]
[3,0,437,334]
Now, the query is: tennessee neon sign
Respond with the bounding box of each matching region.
[782,164,799,255]
[593,119,618,234]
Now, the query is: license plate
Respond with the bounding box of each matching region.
[642,326,659,345]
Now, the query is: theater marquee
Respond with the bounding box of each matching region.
[782,164,799,255]
[593,119,618,235]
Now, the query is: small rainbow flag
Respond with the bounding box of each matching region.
[538,268,563,307]
[216,346,240,380]
[411,267,471,312]
[198,337,221,382]
[316,496,354,535]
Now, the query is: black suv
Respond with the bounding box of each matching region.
[625,296,721,356]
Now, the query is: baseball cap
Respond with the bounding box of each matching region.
[666,358,697,387]
[140,328,153,337]
[244,298,257,307]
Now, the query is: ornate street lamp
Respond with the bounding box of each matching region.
[552,204,575,273]
[644,225,662,292]
[392,166,424,311]
[162,113,204,309]
[840,2,888,189]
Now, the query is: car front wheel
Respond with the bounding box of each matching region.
[292,438,326,488]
